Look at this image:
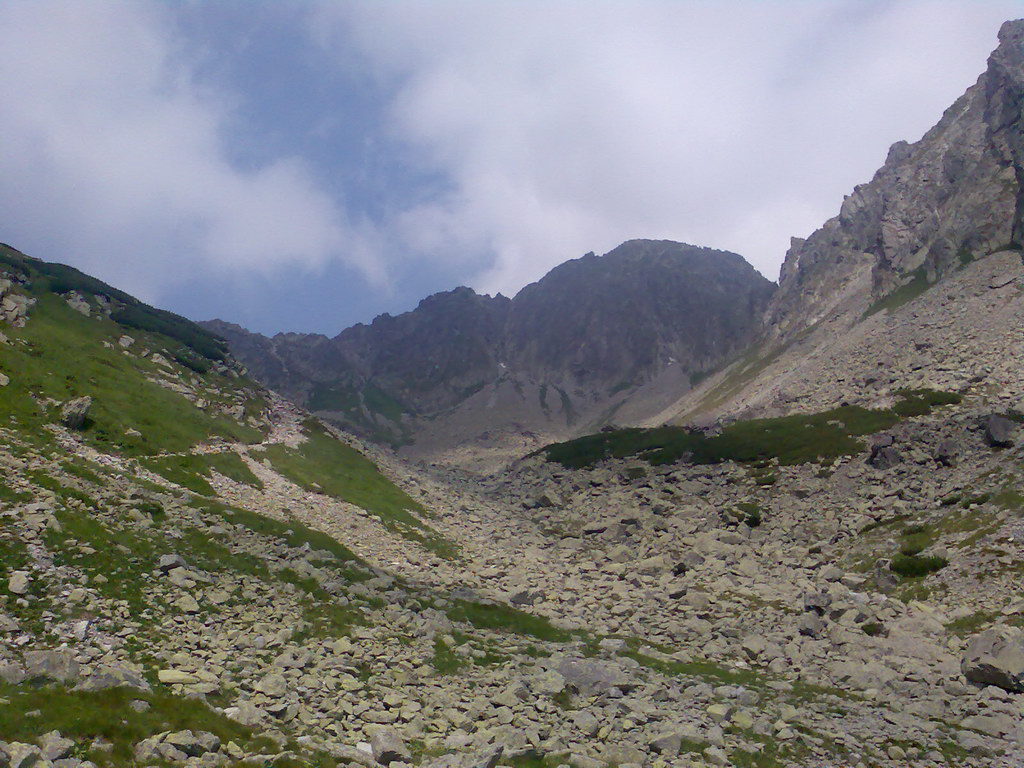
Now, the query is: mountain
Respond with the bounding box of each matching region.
[6,20,1024,768]
[641,18,1024,431]
[207,240,774,465]
[765,19,1024,343]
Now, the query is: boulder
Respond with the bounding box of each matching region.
[164,730,220,757]
[5,742,42,768]
[157,554,187,573]
[77,663,151,692]
[158,669,198,685]
[934,438,960,466]
[38,731,75,761]
[868,435,901,469]
[984,415,1016,448]
[59,396,92,430]
[962,626,1024,692]
[7,571,31,595]
[370,728,411,766]
[23,649,80,683]
[557,657,635,696]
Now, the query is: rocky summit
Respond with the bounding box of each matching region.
[4,17,1024,768]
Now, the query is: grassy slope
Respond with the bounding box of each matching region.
[542,389,962,470]
[255,420,458,559]
[0,292,262,457]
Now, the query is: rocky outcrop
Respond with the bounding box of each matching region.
[765,20,1024,341]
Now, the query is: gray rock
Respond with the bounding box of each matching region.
[163,730,220,757]
[7,571,30,595]
[76,663,151,692]
[984,414,1016,448]
[868,435,901,469]
[370,728,411,766]
[60,396,92,430]
[23,649,80,683]
[557,657,635,696]
[423,746,503,768]
[0,662,27,685]
[255,672,288,697]
[962,626,1024,692]
[38,732,75,761]
[157,554,187,572]
[934,438,960,466]
[6,743,43,768]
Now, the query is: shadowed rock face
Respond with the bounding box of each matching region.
[505,241,775,391]
[765,20,1024,342]
[206,240,774,447]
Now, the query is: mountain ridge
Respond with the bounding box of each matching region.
[205,239,775,459]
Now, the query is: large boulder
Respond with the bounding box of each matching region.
[984,415,1016,448]
[961,626,1024,692]
[60,396,92,430]
[23,649,80,683]
[77,663,151,692]
[370,728,410,766]
[556,657,636,696]
[868,434,901,469]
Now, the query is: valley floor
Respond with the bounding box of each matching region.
[3,382,1024,768]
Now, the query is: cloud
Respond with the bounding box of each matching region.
[0,0,382,302]
[320,0,1022,292]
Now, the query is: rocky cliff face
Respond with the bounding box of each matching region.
[765,19,1024,341]
[506,241,773,392]
[208,240,774,453]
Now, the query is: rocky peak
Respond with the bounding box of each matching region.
[506,240,774,390]
[766,18,1024,341]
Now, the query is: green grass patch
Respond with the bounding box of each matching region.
[255,420,456,559]
[893,388,962,417]
[890,554,948,577]
[541,389,962,470]
[140,456,216,495]
[431,636,466,675]
[140,452,263,496]
[864,265,932,317]
[0,244,228,361]
[202,452,263,488]
[0,480,33,506]
[44,507,161,617]
[192,500,363,567]
[541,405,899,469]
[624,650,765,688]
[0,682,302,767]
[445,599,571,643]
[945,610,999,636]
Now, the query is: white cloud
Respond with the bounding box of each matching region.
[320,0,1023,292]
[0,0,382,302]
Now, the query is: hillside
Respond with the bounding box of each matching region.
[206,240,774,467]
[6,240,1024,768]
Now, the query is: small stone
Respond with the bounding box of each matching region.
[175,594,201,614]
[158,669,199,685]
[7,571,30,595]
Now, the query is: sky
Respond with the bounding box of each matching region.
[0,1,1020,335]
